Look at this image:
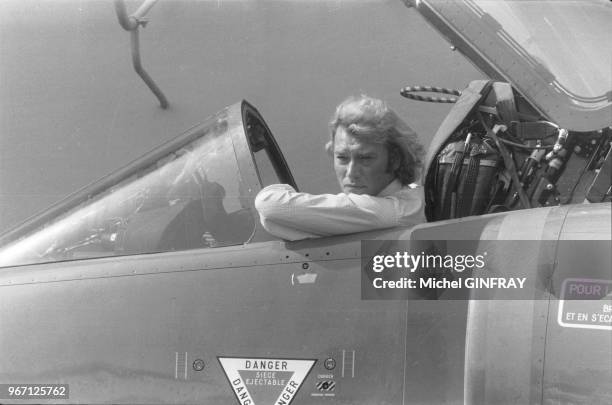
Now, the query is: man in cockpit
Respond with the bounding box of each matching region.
[255,94,426,240]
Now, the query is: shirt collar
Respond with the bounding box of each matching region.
[378,179,403,197]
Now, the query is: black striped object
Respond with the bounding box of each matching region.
[400,85,461,103]
[316,380,336,391]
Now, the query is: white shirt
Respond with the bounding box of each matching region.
[254,179,425,241]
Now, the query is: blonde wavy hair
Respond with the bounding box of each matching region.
[326,95,425,185]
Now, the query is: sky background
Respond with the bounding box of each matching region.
[0,0,481,233]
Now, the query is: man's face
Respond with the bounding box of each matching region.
[333,126,395,195]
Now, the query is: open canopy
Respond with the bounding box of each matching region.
[407,0,612,131]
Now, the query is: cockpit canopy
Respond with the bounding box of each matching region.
[406,0,612,131]
[0,102,295,267]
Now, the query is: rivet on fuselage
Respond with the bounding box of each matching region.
[193,359,205,371]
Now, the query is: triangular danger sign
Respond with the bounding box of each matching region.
[218,357,316,405]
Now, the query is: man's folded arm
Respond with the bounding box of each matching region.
[254,184,423,240]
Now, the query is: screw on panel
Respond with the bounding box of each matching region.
[324,358,336,370]
[193,359,205,371]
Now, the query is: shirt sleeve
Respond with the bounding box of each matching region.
[254,184,424,241]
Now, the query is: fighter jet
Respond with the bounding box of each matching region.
[0,0,610,404]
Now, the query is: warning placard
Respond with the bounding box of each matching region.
[218,357,316,405]
[558,279,612,330]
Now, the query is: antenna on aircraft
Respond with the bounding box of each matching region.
[114,0,169,109]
